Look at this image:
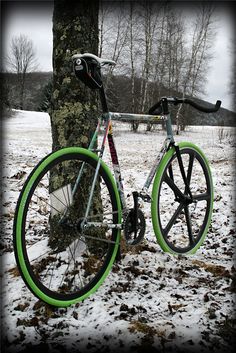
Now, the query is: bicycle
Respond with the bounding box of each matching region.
[13,53,221,307]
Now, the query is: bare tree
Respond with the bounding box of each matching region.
[6,34,38,109]
[108,5,129,75]
[176,4,216,133]
[184,5,215,96]
[99,2,113,57]
[129,2,136,114]
[229,38,236,111]
[98,2,216,133]
[139,2,159,113]
[99,3,130,116]
[151,6,168,102]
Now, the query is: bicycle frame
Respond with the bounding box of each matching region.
[86,109,175,215]
[70,85,178,228]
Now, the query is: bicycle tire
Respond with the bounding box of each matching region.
[13,147,121,307]
[151,142,213,255]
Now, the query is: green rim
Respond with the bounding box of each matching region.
[14,147,122,307]
[151,142,214,255]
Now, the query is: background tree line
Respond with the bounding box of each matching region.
[2,1,235,128]
[99,1,217,130]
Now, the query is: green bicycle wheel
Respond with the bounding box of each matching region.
[151,142,213,255]
[13,147,121,307]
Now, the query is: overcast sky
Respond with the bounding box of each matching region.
[2,1,235,111]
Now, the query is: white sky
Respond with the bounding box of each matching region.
[205,7,234,111]
[2,1,235,111]
[2,2,54,72]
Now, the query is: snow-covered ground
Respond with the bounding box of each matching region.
[1,110,236,353]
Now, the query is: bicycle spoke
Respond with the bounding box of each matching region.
[35,194,62,215]
[46,173,69,209]
[163,174,185,199]
[61,183,70,207]
[176,147,193,199]
[59,259,72,290]
[193,193,210,201]
[81,232,116,245]
[168,164,174,182]
[163,202,185,236]
[184,206,194,245]
[78,210,119,222]
[64,241,85,291]
[59,243,82,291]
[45,253,59,288]
[186,152,195,187]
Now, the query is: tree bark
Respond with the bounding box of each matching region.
[50,0,99,151]
[49,0,100,250]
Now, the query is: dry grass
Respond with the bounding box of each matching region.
[191,259,231,278]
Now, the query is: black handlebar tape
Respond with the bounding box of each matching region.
[149,98,221,115]
[184,99,221,113]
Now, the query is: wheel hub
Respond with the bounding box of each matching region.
[175,194,194,205]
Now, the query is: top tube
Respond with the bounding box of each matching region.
[104,112,168,123]
[103,111,174,142]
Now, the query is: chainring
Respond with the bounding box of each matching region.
[124,209,146,245]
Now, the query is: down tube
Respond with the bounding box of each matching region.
[143,114,174,191]
[143,138,171,191]
[107,121,126,210]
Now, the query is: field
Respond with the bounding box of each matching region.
[1,110,236,353]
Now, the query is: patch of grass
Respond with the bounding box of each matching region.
[83,255,101,276]
[8,266,20,277]
[168,302,187,315]
[129,320,157,336]
[14,302,30,311]
[191,260,231,278]
[33,300,61,322]
[129,320,167,352]
[17,316,39,327]
[120,237,157,256]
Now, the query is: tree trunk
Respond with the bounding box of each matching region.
[49,0,100,250]
[19,74,25,110]
[50,0,99,151]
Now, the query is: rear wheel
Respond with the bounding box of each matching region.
[13,147,121,307]
[151,142,213,254]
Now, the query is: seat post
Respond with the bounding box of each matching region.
[99,85,109,113]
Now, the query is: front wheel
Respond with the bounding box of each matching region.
[151,142,213,255]
[13,147,121,307]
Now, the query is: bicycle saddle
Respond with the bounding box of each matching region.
[72,53,116,67]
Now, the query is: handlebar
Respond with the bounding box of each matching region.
[148,97,221,115]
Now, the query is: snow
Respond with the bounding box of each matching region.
[1,110,236,353]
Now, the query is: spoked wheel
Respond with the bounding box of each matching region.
[152,142,213,254]
[13,147,121,307]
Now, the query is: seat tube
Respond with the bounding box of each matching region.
[107,119,126,210]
